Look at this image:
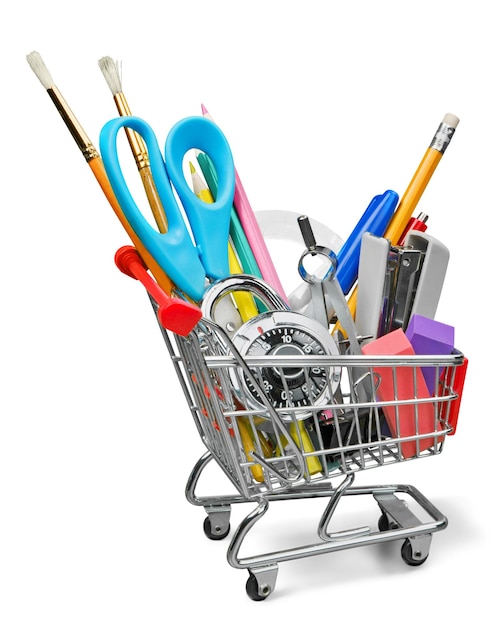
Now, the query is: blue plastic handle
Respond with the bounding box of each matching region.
[336,189,399,294]
[99,115,234,302]
[165,116,235,283]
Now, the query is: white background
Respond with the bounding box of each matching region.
[1,1,499,623]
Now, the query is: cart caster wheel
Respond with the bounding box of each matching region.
[401,538,429,566]
[203,516,230,540]
[246,574,270,601]
[378,514,399,532]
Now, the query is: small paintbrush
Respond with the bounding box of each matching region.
[97,56,168,233]
[25,50,176,297]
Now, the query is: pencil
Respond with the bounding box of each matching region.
[98,56,168,233]
[196,150,262,279]
[26,51,176,297]
[384,113,459,245]
[201,104,289,304]
[345,113,459,322]
[189,161,259,322]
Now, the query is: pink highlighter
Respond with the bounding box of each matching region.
[361,328,440,459]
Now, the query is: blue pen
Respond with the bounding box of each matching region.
[336,189,399,294]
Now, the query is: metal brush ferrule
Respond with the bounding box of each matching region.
[48,87,99,161]
[113,93,150,169]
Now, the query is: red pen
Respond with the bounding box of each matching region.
[397,212,428,245]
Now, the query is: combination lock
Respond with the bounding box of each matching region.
[201,276,341,416]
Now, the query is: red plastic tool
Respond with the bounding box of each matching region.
[115,245,202,336]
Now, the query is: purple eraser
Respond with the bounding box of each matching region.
[405,314,455,393]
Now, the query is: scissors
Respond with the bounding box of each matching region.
[99,115,235,302]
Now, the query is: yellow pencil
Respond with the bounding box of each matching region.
[189,161,259,322]
[236,417,265,482]
[342,113,459,324]
[384,113,459,245]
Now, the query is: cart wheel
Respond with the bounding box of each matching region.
[246,574,269,601]
[203,516,230,540]
[401,539,429,566]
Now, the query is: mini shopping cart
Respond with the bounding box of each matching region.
[116,248,467,601]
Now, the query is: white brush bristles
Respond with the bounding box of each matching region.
[26,51,55,90]
[98,56,123,95]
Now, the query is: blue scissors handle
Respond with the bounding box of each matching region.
[99,115,235,302]
[165,116,235,280]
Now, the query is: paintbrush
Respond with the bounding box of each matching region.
[25,51,176,297]
[97,56,168,234]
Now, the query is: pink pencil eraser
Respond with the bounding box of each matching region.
[362,329,440,458]
[405,314,455,394]
[362,327,414,357]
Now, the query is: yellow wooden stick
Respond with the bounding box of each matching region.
[276,421,322,476]
[237,417,265,482]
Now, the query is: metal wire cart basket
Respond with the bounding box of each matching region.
[137,269,467,601]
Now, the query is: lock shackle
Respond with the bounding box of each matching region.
[201,275,290,332]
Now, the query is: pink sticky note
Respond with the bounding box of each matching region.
[361,329,440,458]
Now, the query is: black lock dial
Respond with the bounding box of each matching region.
[231,311,341,416]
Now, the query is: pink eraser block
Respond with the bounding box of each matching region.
[405,314,455,394]
[361,329,440,458]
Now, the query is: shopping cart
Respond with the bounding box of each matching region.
[116,248,466,601]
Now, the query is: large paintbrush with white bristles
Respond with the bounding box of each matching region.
[25,50,175,296]
[97,56,168,233]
